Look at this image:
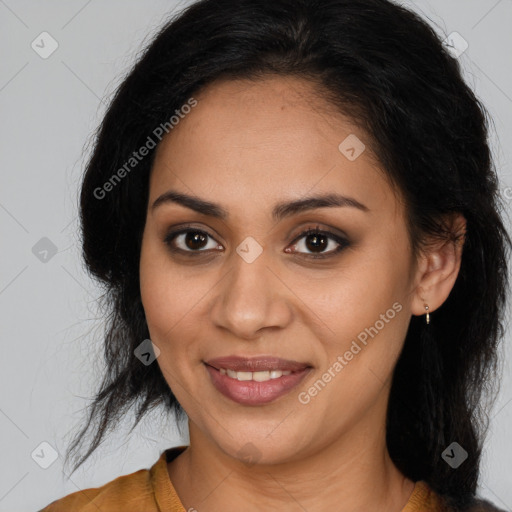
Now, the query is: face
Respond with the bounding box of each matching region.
[139,76,420,465]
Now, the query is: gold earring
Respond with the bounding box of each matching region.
[424,304,430,324]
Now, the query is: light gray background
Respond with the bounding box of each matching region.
[1,1,511,511]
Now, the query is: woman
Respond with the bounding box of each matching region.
[39,0,511,510]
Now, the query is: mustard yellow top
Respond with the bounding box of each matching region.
[39,446,446,511]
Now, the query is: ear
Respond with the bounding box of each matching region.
[411,213,466,319]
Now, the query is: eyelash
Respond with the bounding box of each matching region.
[163,224,350,260]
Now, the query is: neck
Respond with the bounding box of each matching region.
[168,410,415,512]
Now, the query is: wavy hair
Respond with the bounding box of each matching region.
[64,0,511,509]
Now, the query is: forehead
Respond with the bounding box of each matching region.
[149,76,401,222]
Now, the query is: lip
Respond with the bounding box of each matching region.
[204,355,311,372]
[204,356,312,406]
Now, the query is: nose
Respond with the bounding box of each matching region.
[210,245,293,340]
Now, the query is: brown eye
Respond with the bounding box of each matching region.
[183,231,208,250]
[304,232,329,253]
[163,225,349,260]
[287,227,350,259]
[164,229,221,254]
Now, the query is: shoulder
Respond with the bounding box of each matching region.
[461,497,508,512]
[412,481,507,512]
[434,490,507,512]
[38,464,155,512]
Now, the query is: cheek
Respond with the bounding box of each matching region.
[139,235,215,357]
[312,287,408,425]
[320,242,408,332]
[314,236,411,385]
[139,236,183,337]
[139,246,196,390]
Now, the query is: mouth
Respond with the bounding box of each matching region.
[203,356,312,405]
[204,355,311,373]
[212,367,295,382]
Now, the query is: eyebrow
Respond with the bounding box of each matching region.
[151,190,369,222]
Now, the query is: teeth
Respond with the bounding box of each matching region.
[218,368,292,381]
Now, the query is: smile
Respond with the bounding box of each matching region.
[204,363,311,405]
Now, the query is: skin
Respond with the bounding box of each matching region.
[139,76,466,512]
